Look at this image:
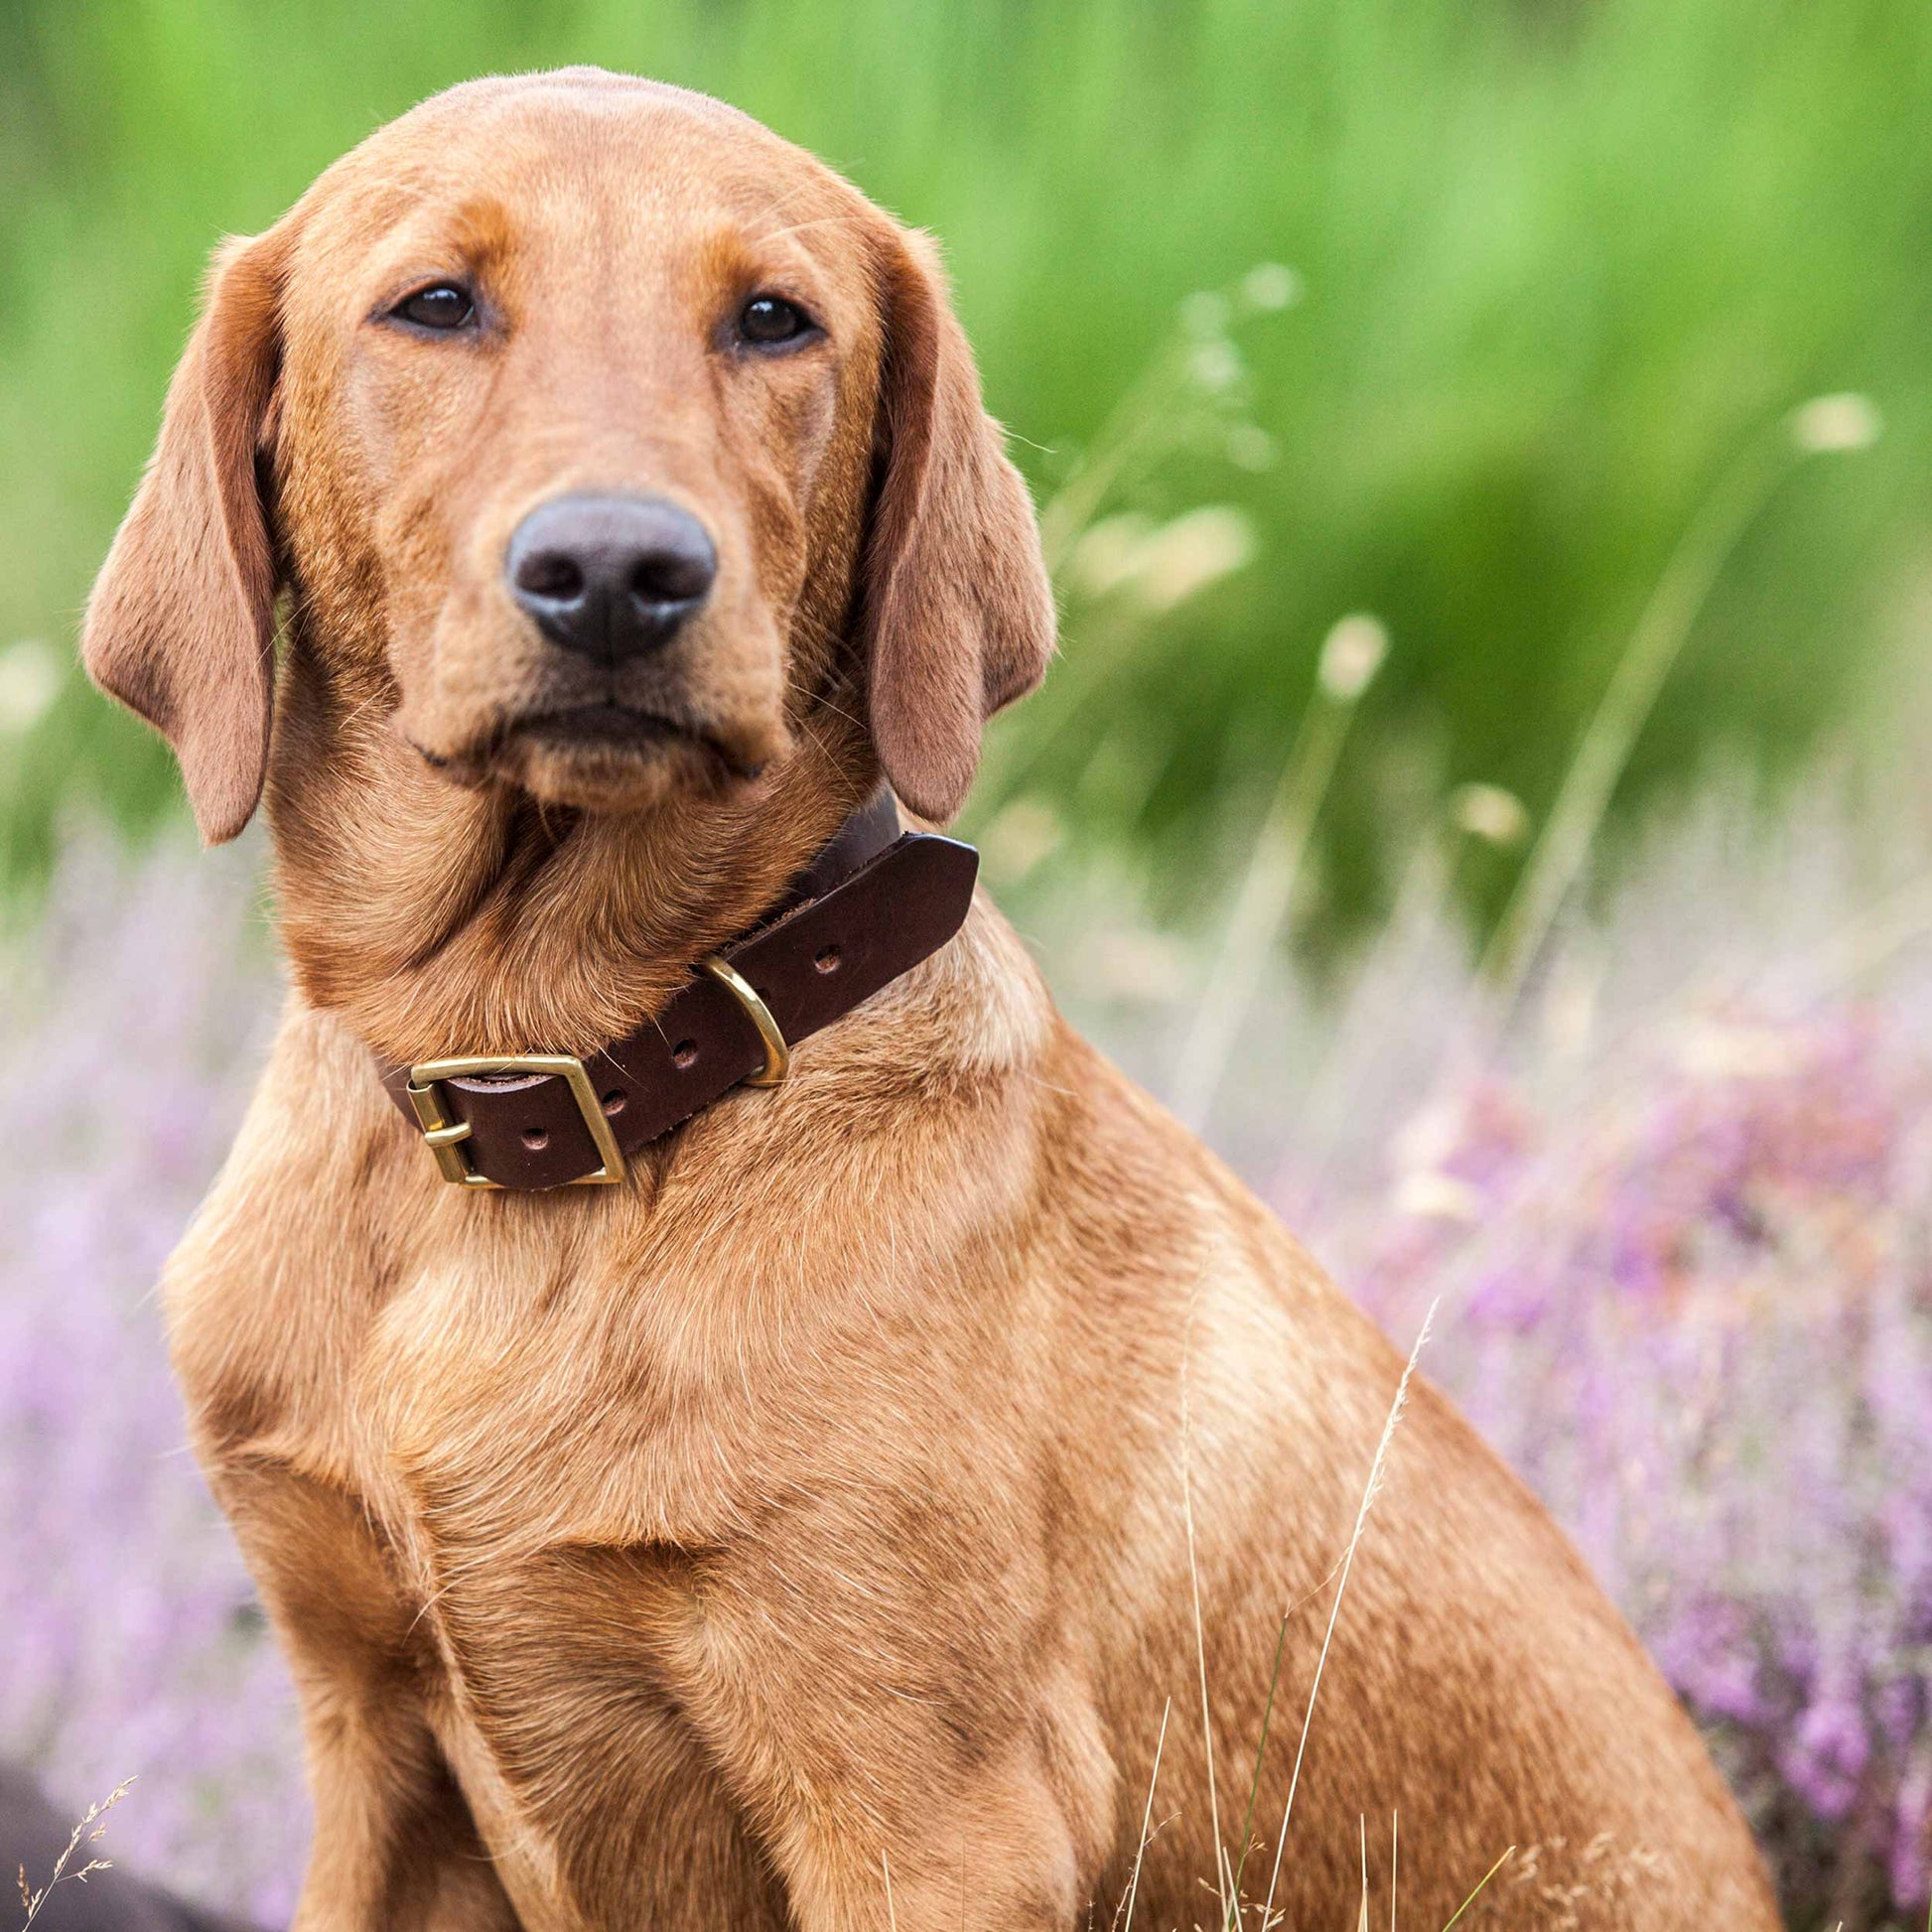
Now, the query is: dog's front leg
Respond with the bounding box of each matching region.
[290,1701,517,1932]
[215,1461,524,1932]
[761,1754,1089,1932]
[686,1637,1113,1932]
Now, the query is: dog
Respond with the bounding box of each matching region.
[82,68,1779,1931]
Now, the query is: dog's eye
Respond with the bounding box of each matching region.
[392,284,476,332]
[737,295,816,348]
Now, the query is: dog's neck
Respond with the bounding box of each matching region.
[265,638,882,1071]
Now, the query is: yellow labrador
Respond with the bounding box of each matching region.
[83,68,1777,1932]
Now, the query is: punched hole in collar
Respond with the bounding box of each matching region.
[814,944,841,974]
[521,1127,550,1151]
[672,1039,699,1069]
[602,1089,627,1115]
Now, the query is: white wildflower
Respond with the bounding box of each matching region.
[982,795,1064,884]
[1450,782,1530,847]
[1187,340,1243,394]
[1316,615,1388,701]
[1392,1171,1485,1223]
[1240,262,1302,312]
[1179,290,1231,340]
[1131,505,1258,613]
[1066,512,1158,601]
[0,638,62,734]
[1789,392,1882,455]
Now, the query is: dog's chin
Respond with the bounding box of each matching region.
[485,705,757,813]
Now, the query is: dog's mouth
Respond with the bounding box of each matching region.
[510,703,703,754]
[450,699,766,810]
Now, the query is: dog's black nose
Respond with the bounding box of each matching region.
[506,493,717,662]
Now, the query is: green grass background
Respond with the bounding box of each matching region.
[3,0,1927,922]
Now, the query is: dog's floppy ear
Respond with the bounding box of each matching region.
[861,227,1055,823]
[83,226,291,845]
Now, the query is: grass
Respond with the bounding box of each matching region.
[1483,393,1883,1006]
[1171,614,1387,1127]
[2,0,1928,917]
[14,1777,133,1930]
[1104,1291,1524,1932]
[1255,1304,1437,1929]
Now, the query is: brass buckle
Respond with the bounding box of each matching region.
[700,955,790,1088]
[405,1053,627,1187]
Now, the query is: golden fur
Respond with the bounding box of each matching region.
[83,69,1778,1932]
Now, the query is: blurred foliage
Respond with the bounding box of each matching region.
[1,0,1927,922]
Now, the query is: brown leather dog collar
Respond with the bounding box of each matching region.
[376,788,979,1189]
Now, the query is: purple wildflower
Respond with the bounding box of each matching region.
[0,830,305,1921]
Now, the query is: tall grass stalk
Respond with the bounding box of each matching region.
[1115,1699,1171,1932]
[980,274,1284,826]
[1389,1812,1397,1932]
[1257,1299,1437,1932]
[1035,266,1295,582]
[15,1777,133,1930]
[1179,1290,1232,1930]
[1035,343,1203,583]
[1172,616,1386,1131]
[1357,1814,1370,1932]
[1482,395,1880,1008]
[1294,785,1526,1194]
[1438,1846,1516,1932]
[1221,1613,1289,1932]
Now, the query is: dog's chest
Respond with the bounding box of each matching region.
[359,1243,779,1555]
[178,975,1028,1568]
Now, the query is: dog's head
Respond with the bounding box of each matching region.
[84,69,1053,843]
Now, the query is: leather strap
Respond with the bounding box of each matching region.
[376,789,979,1189]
